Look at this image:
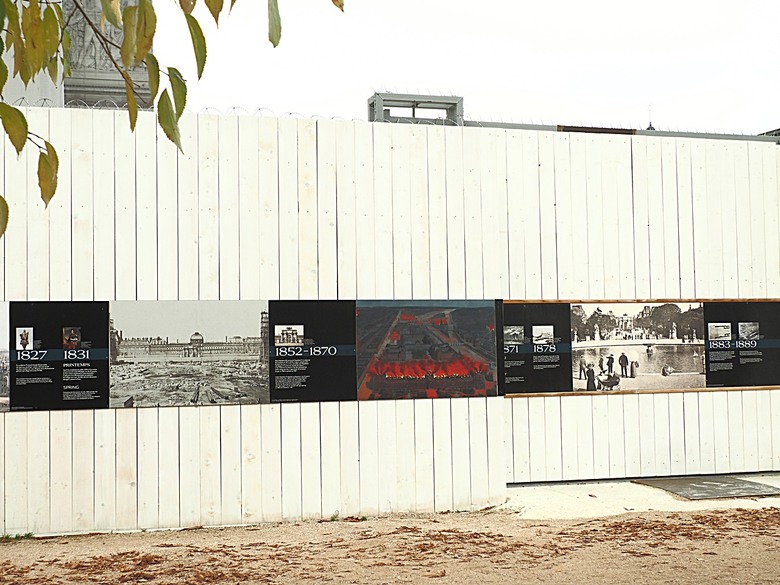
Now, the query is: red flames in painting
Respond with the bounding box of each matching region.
[367,355,488,379]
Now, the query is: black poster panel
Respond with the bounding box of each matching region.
[500,302,572,394]
[704,301,780,388]
[10,301,109,410]
[269,300,357,402]
[356,300,499,400]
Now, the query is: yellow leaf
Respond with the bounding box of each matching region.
[179,0,196,14]
[120,6,137,68]
[37,140,58,207]
[145,53,159,103]
[0,195,8,239]
[0,102,28,155]
[268,0,281,47]
[157,89,182,152]
[331,0,344,11]
[204,0,223,25]
[42,6,59,57]
[185,13,207,79]
[135,0,156,64]
[100,0,122,29]
[124,74,137,131]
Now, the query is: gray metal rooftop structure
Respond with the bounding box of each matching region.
[368,92,780,145]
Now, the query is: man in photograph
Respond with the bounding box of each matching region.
[619,352,629,377]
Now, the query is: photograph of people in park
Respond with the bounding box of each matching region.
[571,302,705,392]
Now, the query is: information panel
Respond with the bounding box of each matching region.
[10,301,109,410]
[704,302,780,388]
[269,300,357,402]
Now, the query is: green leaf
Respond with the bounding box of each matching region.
[157,89,182,152]
[0,50,7,95]
[204,0,223,24]
[46,53,57,84]
[230,0,237,10]
[42,7,59,57]
[120,6,137,68]
[0,103,27,155]
[185,13,206,79]
[0,195,8,239]
[52,2,64,26]
[179,0,196,14]
[134,0,156,64]
[3,0,19,36]
[100,0,122,29]
[124,74,137,131]
[268,0,281,47]
[168,67,186,119]
[145,53,159,103]
[37,140,58,208]
[0,0,6,34]
[62,29,71,59]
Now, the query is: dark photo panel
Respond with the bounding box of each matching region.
[10,301,110,411]
[500,302,572,394]
[704,301,780,388]
[269,300,357,403]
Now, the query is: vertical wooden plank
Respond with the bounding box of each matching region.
[178,407,201,528]
[669,393,686,475]
[409,125,431,299]
[539,131,558,298]
[727,391,745,472]
[5,108,28,301]
[747,143,766,296]
[432,399,453,511]
[756,390,773,470]
[137,407,159,529]
[71,410,94,533]
[599,135,620,299]
[653,394,671,476]
[426,126,448,299]
[622,394,641,477]
[198,114,220,300]
[503,399,514,482]
[468,398,489,508]
[690,139,710,298]
[762,144,779,296]
[660,138,681,298]
[607,394,626,478]
[506,130,526,299]
[114,110,135,300]
[135,111,157,301]
[260,404,282,521]
[522,131,543,298]
[218,115,240,300]
[575,395,595,479]
[26,411,50,534]
[527,397,546,482]
[543,396,562,480]
[115,408,138,531]
[742,390,760,472]
[49,410,73,534]
[560,396,579,480]
[355,122,376,299]
[733,143,753,296]
[682,392,701,475]
[553,133,574,299]
[277,117,299,299]
[93,409,116,531]
[615,136,636,299]
[281,404,302,520]
[479,129,508,299]
[92,110,115,301]
[486,397,506,505]
[568,133,589,299]
[25,108,50,301]
[258,117,280,300]
[450,398,471,510]
[712,391,730,473]
[631,135,651,299]
[220,405,243,525]
[585,134,605,298]
[720,141,739,298]
[297,119,318,299]
[395,398,416,511]
[240,405,262,524]
[705,141,726,297]
[317,120,338,299]
[300,402,322,519]
[237,116,261,300]
[771,390,780,471]
[414,400,435,512]
[157,114,179,301]
[462,127,484,299]
[391,124,413,299]
[198,406,221,526]
[511,398,531,483]
[638,393,656,476]
[376,400,397,514]
[676,139,696,299]
[177,114,199,300]
[157,407,180,529]
[372,123,394,299]
[339,401,359,516]
[336,121,358,299]
[5,413,28,533]
[591,395,610,479]
[48,110,72,300]
[698,391,716,474]
[358,401,379,516]
[319,402,341,518]
[645,136,665,297]
[444,126,466,299]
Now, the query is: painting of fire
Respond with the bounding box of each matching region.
[356,301,499,400]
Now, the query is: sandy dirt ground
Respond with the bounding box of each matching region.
[1,506,779,584]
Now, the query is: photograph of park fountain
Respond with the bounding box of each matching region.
[109,301,269,407]
[571,302,705,392]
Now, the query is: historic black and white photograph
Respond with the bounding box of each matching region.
[571,302,705,392]
[0,303,8,412]
[15,326,33,350]
[503,325,525,345]
[708,322,732,341]
[110,301,270,407]
[532,325,555,345]
[274,324,304,346]
[738,322,760,341]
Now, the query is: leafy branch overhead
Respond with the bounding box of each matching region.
[0,0,345,237]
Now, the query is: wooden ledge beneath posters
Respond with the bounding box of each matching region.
[504,384,780,399]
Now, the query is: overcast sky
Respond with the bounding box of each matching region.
[151,0,780,135]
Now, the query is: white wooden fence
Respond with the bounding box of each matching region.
[0,107,779,534]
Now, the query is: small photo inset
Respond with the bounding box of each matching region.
[15,327,33,350]
[63,326,82,349]
[708,322,732,341]
[738,322,759,341]
[503,325,525,345]
[274,325,304,346]
[532,325,555,345]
